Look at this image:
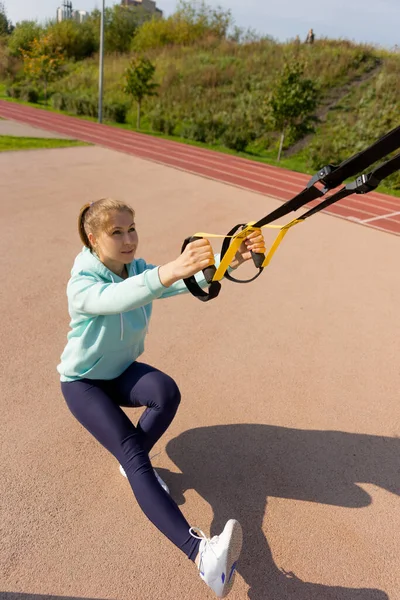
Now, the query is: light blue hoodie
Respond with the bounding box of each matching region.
[57,246,229,382]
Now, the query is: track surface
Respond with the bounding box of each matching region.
[0,99,399,236]
[1,144,399,600]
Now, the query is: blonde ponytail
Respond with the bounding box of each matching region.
[78,203,92,248]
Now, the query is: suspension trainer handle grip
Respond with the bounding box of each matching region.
[220,223,265,284]
[180,235,221,302]
[188,236,217,283]
[251,250,265,269]
[242,225,266,269]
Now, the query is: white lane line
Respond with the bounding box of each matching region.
[361,211,400,223]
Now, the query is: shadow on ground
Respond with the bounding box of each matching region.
[162,424,399,600]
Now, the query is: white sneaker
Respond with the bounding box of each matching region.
[119,464,170,494]
[190,519,243,598]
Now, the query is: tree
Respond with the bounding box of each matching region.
[85,5,149,54]
[133,0,232,51]
[47,19,97,60]
[8,20,44,56]
[105,5,146,53]
[270,60,319,161]
[175,0,233,39]
[0,1,12,36]
[123,56,158,129]
[21,33,65,102]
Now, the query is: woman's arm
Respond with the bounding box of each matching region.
[148,229,267,299]
[69,232,266,314]
[69,237,216,315]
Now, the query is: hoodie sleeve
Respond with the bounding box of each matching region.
[68,254,234,316]
[68,265,170,316]
[135,253,234,300]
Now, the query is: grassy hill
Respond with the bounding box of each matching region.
[1,2,399,193]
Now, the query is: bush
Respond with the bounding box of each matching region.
[6,84,21,98]
[5,83,39,103]
[221,127,252,152]
[50,92,67,110]
[148,107,177,135]
[50,91,127,123]
[68,95,98,117]
[19,86,39,103]
[50,92,98,117]
[104,100,128,123]
[180,113,227,143]
[221,119,257,152]
[180,118,208,143]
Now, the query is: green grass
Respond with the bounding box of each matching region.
[0,134,89,152]
[0,83,314,173]
[0,85,398,198]
[1,95,398,198]
[373,184,400,199]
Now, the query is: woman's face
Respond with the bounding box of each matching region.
[89,209,138,274]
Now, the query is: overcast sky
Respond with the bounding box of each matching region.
[4,0,400,49]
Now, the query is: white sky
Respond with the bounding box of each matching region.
[4,0,400,49]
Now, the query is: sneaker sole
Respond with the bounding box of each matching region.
[219,519,243,598]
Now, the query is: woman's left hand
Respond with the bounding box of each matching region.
[230,229,266,269]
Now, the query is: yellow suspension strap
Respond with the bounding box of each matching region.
[216,219,303,284]
[180,218,305,301]
[181,126,400,301]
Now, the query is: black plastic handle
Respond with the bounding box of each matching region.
[180,235,221,302]
[251,251,265,269]
[242,226,266,269]
[188,236,217,284]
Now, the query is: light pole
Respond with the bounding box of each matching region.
[98,0,105,123]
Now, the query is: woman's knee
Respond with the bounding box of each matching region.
[154,372,181,412]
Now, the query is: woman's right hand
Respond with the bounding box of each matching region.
[159,238,214,287]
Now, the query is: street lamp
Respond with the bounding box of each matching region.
[98,0,105,123]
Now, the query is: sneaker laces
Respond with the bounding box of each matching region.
[189,527,219,561]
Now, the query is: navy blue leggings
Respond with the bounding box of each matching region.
[61,361,200,561]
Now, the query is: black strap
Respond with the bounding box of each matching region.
[322,126,400,188]
[218,143,400,287]
[253,126,400,229]
[297,152,400,222]
[182,127,400,301]
[253,184,324,228]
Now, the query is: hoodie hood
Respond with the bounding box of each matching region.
[71,246,129,281]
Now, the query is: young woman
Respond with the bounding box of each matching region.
[57,197,266,598]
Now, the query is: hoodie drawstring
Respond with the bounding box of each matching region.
[110,273,124,341]
[119,313,124,341]
[132,263,149,334]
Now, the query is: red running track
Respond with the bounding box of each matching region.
[1,100,399,235]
